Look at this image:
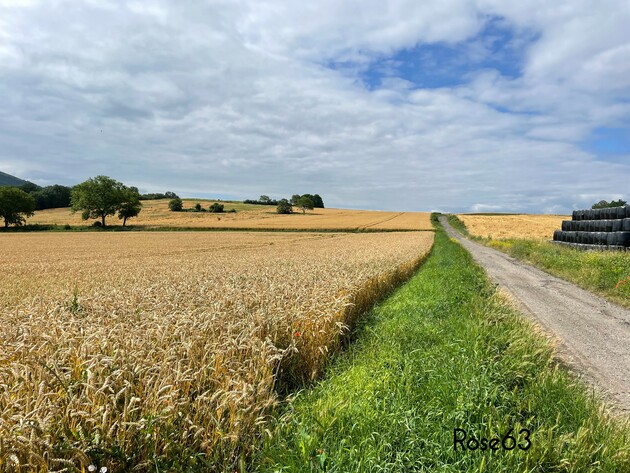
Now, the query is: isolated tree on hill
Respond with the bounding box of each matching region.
[71,175,127,226]
[276,199,293,214]
[168,197,183,211]
[0,187,36,228]
[118,188,143,226]
[296,195,314,214]
[259,195,271,203]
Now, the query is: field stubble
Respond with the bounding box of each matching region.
[0,231,433,471]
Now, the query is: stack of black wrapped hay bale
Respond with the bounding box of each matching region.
[552,206,630,250]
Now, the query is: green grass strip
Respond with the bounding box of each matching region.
[257,222,630,472]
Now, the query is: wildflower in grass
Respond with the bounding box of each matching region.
[616,276,630,289]
[294,331,302,337]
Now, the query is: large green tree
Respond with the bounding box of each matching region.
[71,175,128,226]
[118,188,143,226]
[0,187,36,228]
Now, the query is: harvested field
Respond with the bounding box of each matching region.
[457,214,568,240]
[28,199,432,231]
[0,231,433,471]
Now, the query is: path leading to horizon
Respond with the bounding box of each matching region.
[440,216,630,413]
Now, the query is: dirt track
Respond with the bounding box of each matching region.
[440,216,630,413]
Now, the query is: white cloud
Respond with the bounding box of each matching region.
[0,0,628,213]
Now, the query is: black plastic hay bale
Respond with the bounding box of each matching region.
[604,220,614,232]
[553,230,562,241]
[615,207,626,219]
[613,220,623,232]
[617,232,630,247]
[623,219,630,232]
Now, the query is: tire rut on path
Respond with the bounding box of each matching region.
[439,216,630,413]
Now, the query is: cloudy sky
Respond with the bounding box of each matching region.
[1,0,629,212]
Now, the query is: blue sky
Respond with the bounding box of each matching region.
[355,18,528,90]
[0,1,629,213]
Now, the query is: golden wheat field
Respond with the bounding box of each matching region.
[0,230,433,471]
[457,214,568,240]
[27,199,432,231]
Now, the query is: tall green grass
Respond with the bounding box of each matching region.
[257,220,630,472]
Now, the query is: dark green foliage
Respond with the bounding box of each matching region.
[296,195,314,214]
[71,175,138,226]
[244,198,278,206]
[592,199,627,209]
[312,194,324,208]
[194,202,203,211]
[19,181,42,193]
[118,188,143,226]
[140,191,179,200]
[0,186,36,228]
[290,194,324,208]
[208,203,224,213]
[259,195,271,203]
[276,199,293,214]
[32,184,72,210]
[168,198,184,212]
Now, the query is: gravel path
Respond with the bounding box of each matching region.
[440,216,630,413]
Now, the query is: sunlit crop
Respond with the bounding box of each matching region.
[457,214,568,240]
[0,230,433,471]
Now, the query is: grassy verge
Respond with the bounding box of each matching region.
[448,215,630,309]
[257,219,630,472]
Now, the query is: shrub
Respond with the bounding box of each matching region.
[276,199,293,214]
[195,203,203,212]
[209,203,224,213]
[169,198,183,212]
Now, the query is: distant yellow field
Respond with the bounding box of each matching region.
[0,231,433,469]
[457,214,568,240]
[28,199,432,230]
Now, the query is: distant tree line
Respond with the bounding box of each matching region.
[18,182,72,210]
[140,191,179,201]
[15,181,179,210]
[592,199,627,209]
[244,193,324,210]
[0,175,146,228]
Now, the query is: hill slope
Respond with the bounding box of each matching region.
[29,199,433,230]
[0,171,26,187]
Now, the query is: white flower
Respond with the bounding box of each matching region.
[88,466,96,472]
